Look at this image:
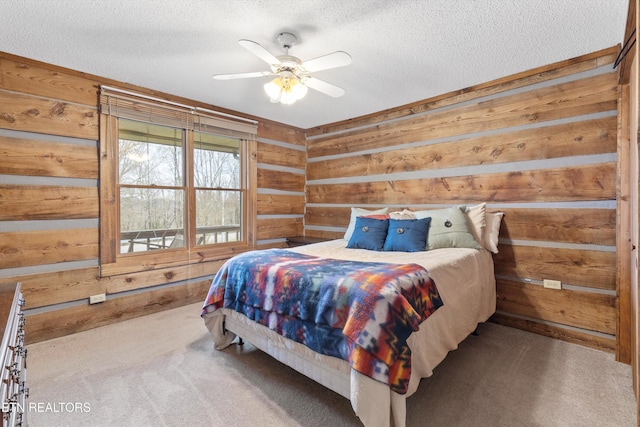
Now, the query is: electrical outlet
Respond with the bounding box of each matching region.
[89,293,106,304]
[543,279,562,290]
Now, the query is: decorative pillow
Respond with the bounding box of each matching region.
[383,218,431,252]
[414,206,483,250]
[389,209,416,220]
[362,214,390,220]
[484,212,504,253]
[465,203,486,246]
[346,217,389,251]
[343,207,389,241]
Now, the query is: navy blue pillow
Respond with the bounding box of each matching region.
[346,217,389,251]
[383,218,431,252]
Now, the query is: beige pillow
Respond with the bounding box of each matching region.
[343,207,389,241]
[389,209,416,220]
[484,212,504,253]
[465,203,486,247]
[414,206,482,250]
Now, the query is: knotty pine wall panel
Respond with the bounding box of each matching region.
[0,135,98,178]
[254,124,306,249]
[0,185,98,220]
[307,117,617,181]
[305,47,621,353]
[0,52,305,343]
[306,73,617,158]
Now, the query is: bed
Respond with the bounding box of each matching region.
[202,204,501,427]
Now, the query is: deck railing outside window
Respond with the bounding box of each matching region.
[120,225,240,252]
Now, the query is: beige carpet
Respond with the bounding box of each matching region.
[25,302,636,427]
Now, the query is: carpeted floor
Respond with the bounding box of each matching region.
[25,302,637,426]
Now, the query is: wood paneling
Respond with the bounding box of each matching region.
[0,260,226,310]
[0,43,628,359]
[617,0,636,85]
[25,279,210,344]
[494,245,616,290]
[0,185,98,220]
[0,50,305,342]
[305,47,620,354]
[102,260,223,295]
[0,135,98,178]
[0,229,98,269]
[498,208,616,245]
[308,118,616,180]
[257,193,305,215]
[0,267,102,308]
[257,217,303,240]
[257,121,305,146]
[257,141,306,169]
[307,163,616,205]
[307,72,617,158]
[305,206,616,245]
[306,46,618,137]
[0,57,99,106]
[0,91,98,139]
[491,312,615,352]
[616,70,633,368]
[257,168,305,192]
[496,279,616,334]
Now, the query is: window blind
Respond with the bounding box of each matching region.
[99,86,257,139]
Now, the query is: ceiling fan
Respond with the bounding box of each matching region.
[213,32,352,104]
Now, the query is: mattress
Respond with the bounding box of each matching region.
[203,239,496,427]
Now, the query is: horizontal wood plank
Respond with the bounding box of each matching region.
[305,206,616,246]
[0,57,99,106]
[257,217,303,240]
[255,240,289,250]
[0,135,98,178]
[0,184,98,220]
[305,229,344,240]
[0,90,99,139]
[257,193,305,215]
[496,279,616,334]
[0,267,102,308]
[307,163,616,205]
[257,141,306,169]
[103,260,224,295]
[490,312,615,353]
[257,121,305,145]
[498,207,616,246]
[308,117,617,180]
[308,73,617,158]
[306,47,618,137]
[258,168,305,192]
[24,280,210,344]
[494,244,616,290]
[2,256,226,309]
[0,228,98,269]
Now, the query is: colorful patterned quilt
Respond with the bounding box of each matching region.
[201,249,443,394]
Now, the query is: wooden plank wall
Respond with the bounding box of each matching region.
[0,52,305,343]
[304,47,621,353]
[255,122,306,247]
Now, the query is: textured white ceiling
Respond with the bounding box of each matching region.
[0,0,629,129]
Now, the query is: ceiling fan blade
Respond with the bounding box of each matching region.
[304,77,345,98]
[239,39,281,66]
[302,51,351,72]
[213,71,273,80]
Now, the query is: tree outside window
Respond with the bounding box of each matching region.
[99,88,256,275]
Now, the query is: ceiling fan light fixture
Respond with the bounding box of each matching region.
[215,32,350,104]
[264,74,308,105]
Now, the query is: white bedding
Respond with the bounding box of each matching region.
[203,239,496,427]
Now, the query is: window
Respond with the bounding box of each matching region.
[99,87,257,276]
[193,131,242,246]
